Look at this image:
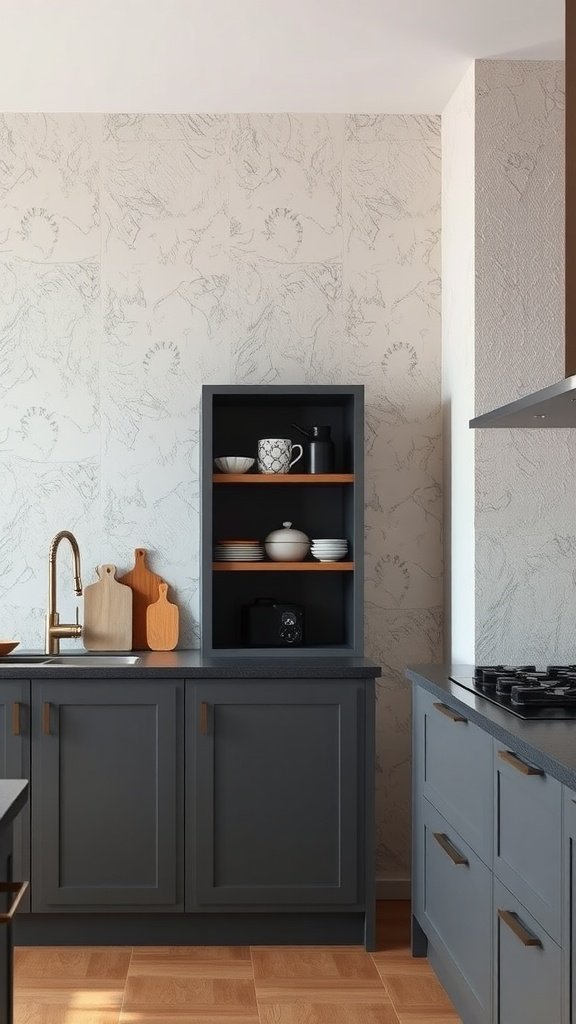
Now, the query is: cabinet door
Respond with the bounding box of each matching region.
[494,878,561,1024]
[564,789,576,1022]
[419,798,491,1024]
[188,680,361,907]
[32,680,183,912]
[494,742,561,942]
[413,686,492,865]
[0,684,30,912]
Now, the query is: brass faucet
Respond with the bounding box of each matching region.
[45,531,83,655]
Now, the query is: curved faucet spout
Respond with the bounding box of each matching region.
[45,531,83,655]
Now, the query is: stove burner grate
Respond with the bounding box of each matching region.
[474,665,576,708]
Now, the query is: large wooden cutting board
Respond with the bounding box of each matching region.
[146,583,179,651]
[118,549,163,651]
[83,565,132,651]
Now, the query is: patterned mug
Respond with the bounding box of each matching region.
[258,438,304,474]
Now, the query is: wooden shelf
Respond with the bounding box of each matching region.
[213,561,354,572]
[213,473,354,485]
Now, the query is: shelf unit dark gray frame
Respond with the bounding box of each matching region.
[200,384,365,657]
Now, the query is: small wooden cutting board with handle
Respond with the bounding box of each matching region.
[118,549,163,650]
[146,583,179,651]
[83,565,132,651]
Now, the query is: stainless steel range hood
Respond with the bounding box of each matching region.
[470,375,576,428]
[470,5,573,429]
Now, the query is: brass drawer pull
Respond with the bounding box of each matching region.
[200,701,209,736]
[0,881,28,923]
[12,702,21,737]
[433,832,469,866]
[42,702,52,736]
[498,909,543,948]
[498,749,544,776]
[433,702,467,723]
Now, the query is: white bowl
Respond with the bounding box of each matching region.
[311,540,348,548]
[214,457,255,474]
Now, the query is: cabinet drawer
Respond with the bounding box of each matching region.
[414,686,492,864]
[494,742,561,942]
[563,787,576,1024]
[494,878,561,1024]
[420,798,491,1024]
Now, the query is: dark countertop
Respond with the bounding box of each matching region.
[0,651,381,680]
[407,664,576,791]
[0,781,28,831]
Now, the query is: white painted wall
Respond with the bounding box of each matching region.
[0,0,563,114]
[442,64,476,663]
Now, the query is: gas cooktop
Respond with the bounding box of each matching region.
[449,665,576,720]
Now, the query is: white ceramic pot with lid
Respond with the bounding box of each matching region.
[264,521,310,562]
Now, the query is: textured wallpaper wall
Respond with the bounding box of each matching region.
[473,62,574,664]
[0,112,442,879]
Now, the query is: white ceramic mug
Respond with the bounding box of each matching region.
[258,438,304,474]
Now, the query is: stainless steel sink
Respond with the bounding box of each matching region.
[0,655,140,668]
[0,657,52,667]
[46,656,141,667]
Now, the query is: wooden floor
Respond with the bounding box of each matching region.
[14,902,461,1023]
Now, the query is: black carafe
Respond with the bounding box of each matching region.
[292,424,335,473]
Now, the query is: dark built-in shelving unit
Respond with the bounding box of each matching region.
[200,385,364,657]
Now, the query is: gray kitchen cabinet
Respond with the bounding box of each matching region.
[187,680,362,908]
[31,680,184,912]
[0,683,30,912]
[564,788,576,1022]
[417,797,492,1024]
[494,877,561,1024]
[413,685,492,865]
[494,741,562,943]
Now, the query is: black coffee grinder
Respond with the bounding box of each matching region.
[292,424,335,473]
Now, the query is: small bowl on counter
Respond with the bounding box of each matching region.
[214,457,255,474]
[265,522,310,562]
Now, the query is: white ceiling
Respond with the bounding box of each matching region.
[0,0,565,113]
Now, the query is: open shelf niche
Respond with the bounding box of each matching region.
[200,385,364,657]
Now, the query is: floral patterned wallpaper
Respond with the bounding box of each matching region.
[0,112,442,880]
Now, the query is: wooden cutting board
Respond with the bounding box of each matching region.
[118,549,163,650]
[146,583,179,651]
[83,565,132,651]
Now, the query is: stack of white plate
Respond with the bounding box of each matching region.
[214,539,264,561]
[310,538,348,562]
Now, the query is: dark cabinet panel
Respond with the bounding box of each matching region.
[188,680,361,907]
[0,683,30,912]
[564,789,576,1022]
[414,686,492,866]
[494,878,561,1024]
[419,798,491,1024]
[494,742,562,942]
[31,680,183,912]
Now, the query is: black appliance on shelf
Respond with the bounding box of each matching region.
[450,665,576,720]
[242,599,305,647]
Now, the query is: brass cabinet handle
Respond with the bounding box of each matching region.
[498,749,544,776]
[42,702,51,736]
[12,702,21,737]
[498,909,543,948]
[200,701,209,736]
[433,832,469,866]
[0,881,28,923]
[433,702,467,723]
